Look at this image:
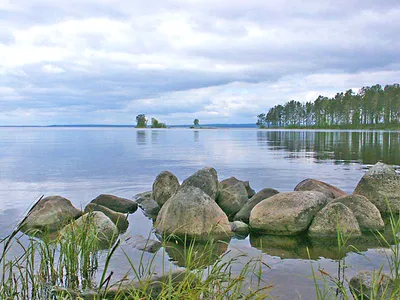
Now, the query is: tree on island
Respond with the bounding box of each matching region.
[136,114,148,128]
[193,119,200,127]
[151,118,167,128]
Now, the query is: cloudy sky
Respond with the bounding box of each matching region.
[1,0,399,125]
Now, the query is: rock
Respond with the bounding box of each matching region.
[230,221,249,236]
[234,188,279,223]
[354,162,400,214]
[20,195,82,234]
[220,177,255,198]
[62,211,119,247]
[349,271,394,300]
[133,191,152,203]
[138,198,160,218]
[294,178,347,199]
[308,202,361,237]
[127,235,162,253]
[155,186,232,240]
[180,167,219,200]
[84,203,129,232]
[331,195,384,231]
[90,194,138,214]
[216,182,248,217]
[249,191,328,235]
[152,171,180,206]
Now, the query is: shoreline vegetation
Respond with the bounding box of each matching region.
[257,83,400,130]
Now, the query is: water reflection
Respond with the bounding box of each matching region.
[257,131,400,165]
[136,130,146,145]
[193,131,199,143]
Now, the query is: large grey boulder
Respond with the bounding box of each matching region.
[155,186,231,240]
[20,195,82,234]
[216,182,248,217]
[220,177,255,198]
[234,188,279,223]
[230,221,249,236]
[349,271,395,300]
[249,191,328,235]
[133,191,160,218]
[90,194,138,213]
[152,171,180,206]
[331,195,384,231]
[62,211,119,246]
[133,191,152,203]
[84,203,129,232]
[294,178,347,199]
[180,167,219,200]
[354,162,400,214]
[308,202,361,237]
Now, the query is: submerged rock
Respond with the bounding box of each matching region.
[84,203,129,232]
[294,178,347,199]
[152,171,180,207]
[308,202,361,237]
[354,162,400,214]
[155,186,232,240]
[234,188,279,223]
[331,194,384,231]
[249,191,328,235]
[180,167,219,200]
[217,182,248,217]
[230,221,249,236]
[20,195,82,234]
[127,235,162,253]
[90,194,138,214]
[220,177,255,198]
[349,271,394,300]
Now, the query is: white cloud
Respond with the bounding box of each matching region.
[42,64,65,74]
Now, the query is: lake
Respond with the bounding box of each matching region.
[1,127,399,299]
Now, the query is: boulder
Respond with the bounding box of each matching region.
[331,195,384,231]
[62,211,119,247]
[354,162,400,214]
[133,191,152,203]
[127,235,162,253]
[155,186,232,240]
[152,171,180,206]
[230,221,249,236]
[90,194,138,214]
[349,271,394,300]
[216,182,248,217]
[180,167,219,200]
[220,177,255,198]
[234,188,279,223]
[20,195,82,234]
[133,191,160,217]
[249,191,328,235]
[84,203,129,232]
[308,202,361,237]
[294,178,347,199]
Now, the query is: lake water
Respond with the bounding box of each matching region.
[1,128,399,299]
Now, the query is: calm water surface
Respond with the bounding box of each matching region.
[1,128,399,299]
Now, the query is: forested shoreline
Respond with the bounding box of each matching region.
[257,84,400,129]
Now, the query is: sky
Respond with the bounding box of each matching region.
[0,0,399,125]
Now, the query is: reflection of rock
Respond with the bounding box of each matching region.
[155,186,232,240]
[230,221,249,237]
[250,191,328,235]
[234,188,279,223]
[180,167,219,200]
[127,235,162,253]
[164,239,229,268]
[152,171,180,207]
[217,182,248,217]
[220,177,255,198]
[90,194,138,214]
[250,226,396,260]
[349,271,394,300]
[294,178,347,199]
[84,203,129,232]
[354,162,400,214]
[20,195,82,235]
[331,195,384,231]
[309,202,361,237]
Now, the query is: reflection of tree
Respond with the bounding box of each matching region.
[193,131,199,143]
[257,131,400,165]
[151,130,159,144]
[136,130,146,145]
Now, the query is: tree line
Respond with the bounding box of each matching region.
[257,84,400,129]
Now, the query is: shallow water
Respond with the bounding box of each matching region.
[1,127,399,299]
